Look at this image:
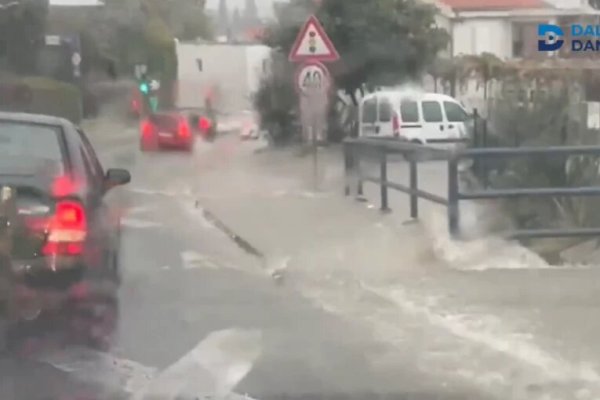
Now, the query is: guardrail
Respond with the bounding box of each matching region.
[343,137,600,240]
[343,137,451,218]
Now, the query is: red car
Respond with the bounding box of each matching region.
[139,112,195,152]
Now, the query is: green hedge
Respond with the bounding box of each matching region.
[0,76,82,123]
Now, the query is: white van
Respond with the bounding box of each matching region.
[358,91,471,144]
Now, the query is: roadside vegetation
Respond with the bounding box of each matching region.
[255,0,600,260]
[0,0,212,120]
[254,0,448,144]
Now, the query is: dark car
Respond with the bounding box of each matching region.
[174,107,218,141]
[139,112,195,152]
[0,112,130,326]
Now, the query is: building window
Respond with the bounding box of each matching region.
[512,24,524,58]
[196,58,203,72]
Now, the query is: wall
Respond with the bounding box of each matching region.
[452,18,512,59]
[176,42,272,114]
[176,42,247,113]
[245,45,272,111]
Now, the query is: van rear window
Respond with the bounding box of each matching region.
[400,100,419,123]
[362,98,377,123]
[378,98,392,122]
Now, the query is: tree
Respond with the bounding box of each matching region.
[218,0,230,37]
[231,7,241,38]
[256,0,447,144]
[170,0,213,40]
[265,0,448,105]
[1,0,49,74]
[242,0,259,29]
[458,52,506,100]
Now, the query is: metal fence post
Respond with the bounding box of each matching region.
[380,150,390,212]
[344,142,351,196]
[447,157,460,238]
[354,145,366,201]
[409,158,418,219]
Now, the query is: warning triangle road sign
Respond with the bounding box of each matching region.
[289,15,340,63]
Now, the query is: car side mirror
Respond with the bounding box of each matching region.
[104,168,131,191]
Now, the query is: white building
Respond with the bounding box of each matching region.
[423,0,600,114]
[434,0,600,59]
[175,41,271,113]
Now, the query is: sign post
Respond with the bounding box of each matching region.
[289,15,339,190]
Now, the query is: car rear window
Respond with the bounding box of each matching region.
[0,122,63,163]
[151,114,179,132]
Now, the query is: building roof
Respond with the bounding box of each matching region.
[440,0,549,11]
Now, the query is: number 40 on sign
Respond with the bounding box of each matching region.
[295,60,331,96]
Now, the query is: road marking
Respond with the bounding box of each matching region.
[181,251,220,270]
[132,328,262,400]
[39,328,262,399]
[127,205,155,216]
[122,218,162,229]
[128,187,194,199]
[37,346,157,394]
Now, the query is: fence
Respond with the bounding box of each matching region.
[343,137,600,240]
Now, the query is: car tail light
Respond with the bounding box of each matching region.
[199,117,212,132]
[178,119,191,138]
[141,120,154,137]
[392,112,400,137]
[42,200,87,256]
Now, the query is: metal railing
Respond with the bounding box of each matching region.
[344,137,600,240]
[343,137,450,218]
[450,145,600,239]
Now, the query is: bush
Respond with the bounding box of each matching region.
[473,87,600,258]
[253,65,298,146]
[0,76,82,122]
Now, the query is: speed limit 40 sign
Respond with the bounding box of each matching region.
[295,60,331,96]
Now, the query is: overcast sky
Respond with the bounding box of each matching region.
[205,0,278,17]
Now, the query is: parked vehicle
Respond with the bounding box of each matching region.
[358,91,472,146]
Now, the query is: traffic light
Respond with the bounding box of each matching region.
[139,81,149,95]
[149,96,158,112]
